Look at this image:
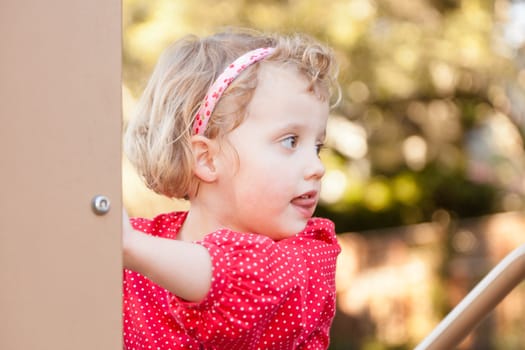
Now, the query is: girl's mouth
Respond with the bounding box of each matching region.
[291,191,318,217]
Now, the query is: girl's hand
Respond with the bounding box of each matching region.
[122,209,137,269]
[122,208,133,241]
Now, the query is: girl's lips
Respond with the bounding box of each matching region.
[291,191,318,217]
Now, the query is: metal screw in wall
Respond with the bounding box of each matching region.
[92,195,111,215]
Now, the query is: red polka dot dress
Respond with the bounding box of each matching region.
[123,211,341,350]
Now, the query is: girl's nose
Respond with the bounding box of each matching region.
[304,153,325,180]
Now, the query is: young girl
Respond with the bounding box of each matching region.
[123,28,341,350]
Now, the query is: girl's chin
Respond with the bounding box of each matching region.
[270,221,309,240]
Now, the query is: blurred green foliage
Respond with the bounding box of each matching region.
[123,0,525,232]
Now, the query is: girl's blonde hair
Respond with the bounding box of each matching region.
[124,28,339,199]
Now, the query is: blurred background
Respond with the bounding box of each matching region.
[122,0,525,348]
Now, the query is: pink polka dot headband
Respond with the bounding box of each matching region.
[192,47,276,135]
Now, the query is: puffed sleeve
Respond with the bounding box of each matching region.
[166,229,306,348]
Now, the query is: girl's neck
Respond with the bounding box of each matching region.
[178,201,224,242]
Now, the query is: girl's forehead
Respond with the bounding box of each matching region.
[256,63,310,93]
[242,63,329,130]
[258,62,300,79]
[256,62,328,102]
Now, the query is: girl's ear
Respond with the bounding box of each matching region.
[191,135,219,183]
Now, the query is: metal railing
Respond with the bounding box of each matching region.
[415,243,525,350]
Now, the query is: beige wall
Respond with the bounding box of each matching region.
[0,0,122,348]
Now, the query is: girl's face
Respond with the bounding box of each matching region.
[215,63,329,240]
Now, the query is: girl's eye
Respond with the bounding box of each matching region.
[316,143,325,155]
[281,135,298,149]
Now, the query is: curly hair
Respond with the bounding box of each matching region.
[124,28,339,199]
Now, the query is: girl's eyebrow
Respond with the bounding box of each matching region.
[273,121,303,133]
[270,121,307,139]
[271,121,326,139]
